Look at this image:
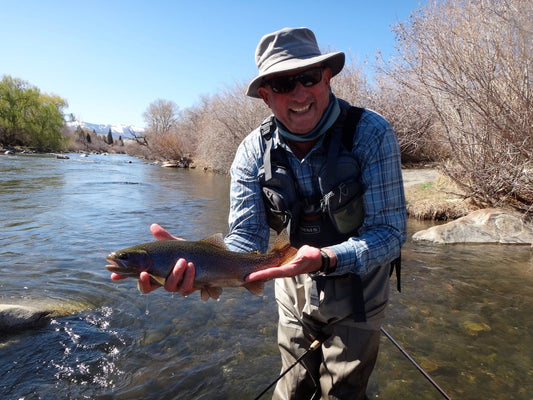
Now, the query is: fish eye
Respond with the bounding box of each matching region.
[117,252,129,260]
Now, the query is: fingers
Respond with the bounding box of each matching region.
[110,273,128,281]
[246,245,322,282]
[150,223,184,241]
[137,271,160,294]
[246,266,288,282]
[136,260,197,296]
[164,259,197,296]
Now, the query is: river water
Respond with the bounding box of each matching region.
[0,153,531,400]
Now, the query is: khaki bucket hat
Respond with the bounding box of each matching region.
[246,27,345,98]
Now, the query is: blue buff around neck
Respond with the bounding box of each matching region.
[276,93,340,143]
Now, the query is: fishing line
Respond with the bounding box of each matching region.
[381,327,452,400]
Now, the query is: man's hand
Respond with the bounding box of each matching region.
[110,224,197,296]
[245,245,331,282]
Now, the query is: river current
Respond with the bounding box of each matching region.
[0,153,531,399]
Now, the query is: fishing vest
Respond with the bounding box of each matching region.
[259,105,401,325]
[259,106,365,249]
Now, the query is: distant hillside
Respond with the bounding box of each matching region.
[66,121,144,139]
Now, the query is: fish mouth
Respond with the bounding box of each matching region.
[105,256,131,274]
[105,257,122,273]
[105,254,147,279]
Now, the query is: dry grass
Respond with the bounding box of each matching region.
[405,173,479,220]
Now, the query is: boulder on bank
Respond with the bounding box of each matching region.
[413,208,533,245]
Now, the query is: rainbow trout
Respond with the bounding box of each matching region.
[106,230,297,301]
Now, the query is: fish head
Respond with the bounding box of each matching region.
[105,247,153,278]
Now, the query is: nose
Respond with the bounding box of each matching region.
[290,81,309,100]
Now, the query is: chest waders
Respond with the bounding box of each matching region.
[255,105,404,400]
[259,106,401,325]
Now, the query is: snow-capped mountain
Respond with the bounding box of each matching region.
[66,120,144,139]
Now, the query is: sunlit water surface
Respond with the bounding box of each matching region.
[0,153,531,399]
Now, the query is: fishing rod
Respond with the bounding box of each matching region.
[253,337,323,400]
[381,327,452,400]
[254,327,452,400]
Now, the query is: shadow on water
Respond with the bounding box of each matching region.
[0,154,531,399]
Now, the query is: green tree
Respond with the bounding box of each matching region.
[26,93,67,150]
[0,75,67,151]
[106,128,114,145]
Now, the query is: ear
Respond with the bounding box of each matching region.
[257,87,271,107]
[323,67,333,86]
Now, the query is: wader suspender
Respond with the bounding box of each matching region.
[260,117,276,183]
[260,107,401,292]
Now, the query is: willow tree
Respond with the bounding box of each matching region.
[0,75,67,151]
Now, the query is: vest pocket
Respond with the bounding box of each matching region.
[322,180,364,235]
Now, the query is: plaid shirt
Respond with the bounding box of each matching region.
[225,101,407,276]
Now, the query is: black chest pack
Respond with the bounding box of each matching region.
[259,106,365,247]
[259,106,401,291]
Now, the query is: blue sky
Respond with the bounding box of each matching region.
[1,0,424,127]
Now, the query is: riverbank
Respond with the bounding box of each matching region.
[402,167,479,220]
[1,148,472,221]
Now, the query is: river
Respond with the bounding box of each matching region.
[0,153,531,400]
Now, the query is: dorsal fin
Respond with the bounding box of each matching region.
[200,233,227,249]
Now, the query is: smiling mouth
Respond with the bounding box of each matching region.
[291,104,311,113]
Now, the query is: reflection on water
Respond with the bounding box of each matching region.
[0,153,531,399]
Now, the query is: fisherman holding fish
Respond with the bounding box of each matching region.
[110,27,406,400]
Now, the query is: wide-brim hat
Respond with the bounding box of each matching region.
[246,27,345,98]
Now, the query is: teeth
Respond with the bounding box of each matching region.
[291,104,310,113]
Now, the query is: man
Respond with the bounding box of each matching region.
[112,27,406,399]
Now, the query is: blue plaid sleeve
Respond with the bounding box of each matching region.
[327,110,407,275]
[224,129,271,253]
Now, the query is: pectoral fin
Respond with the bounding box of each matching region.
[149,275,166,286]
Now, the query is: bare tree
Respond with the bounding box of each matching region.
[143,99,179,136]
[193,82,269,172]
[140,99,189,161]
[382,0,532,214]
[331,53,374,107]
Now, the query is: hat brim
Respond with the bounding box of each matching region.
[246,51,345,98]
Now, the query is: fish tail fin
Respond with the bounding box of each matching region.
[271,229,291,252]
[271,229,298,264]
[282,246,298,264]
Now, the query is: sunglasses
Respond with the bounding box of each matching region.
[263,67,323,94]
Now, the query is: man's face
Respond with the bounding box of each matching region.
[257,66,333,135]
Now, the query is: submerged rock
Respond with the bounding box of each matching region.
[0,301,88,333]
[413,208,533,245]
[0,304,52,332]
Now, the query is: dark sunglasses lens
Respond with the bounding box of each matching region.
[299,68,323,87]
[269,76,294,94]
[267,68,323,94]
